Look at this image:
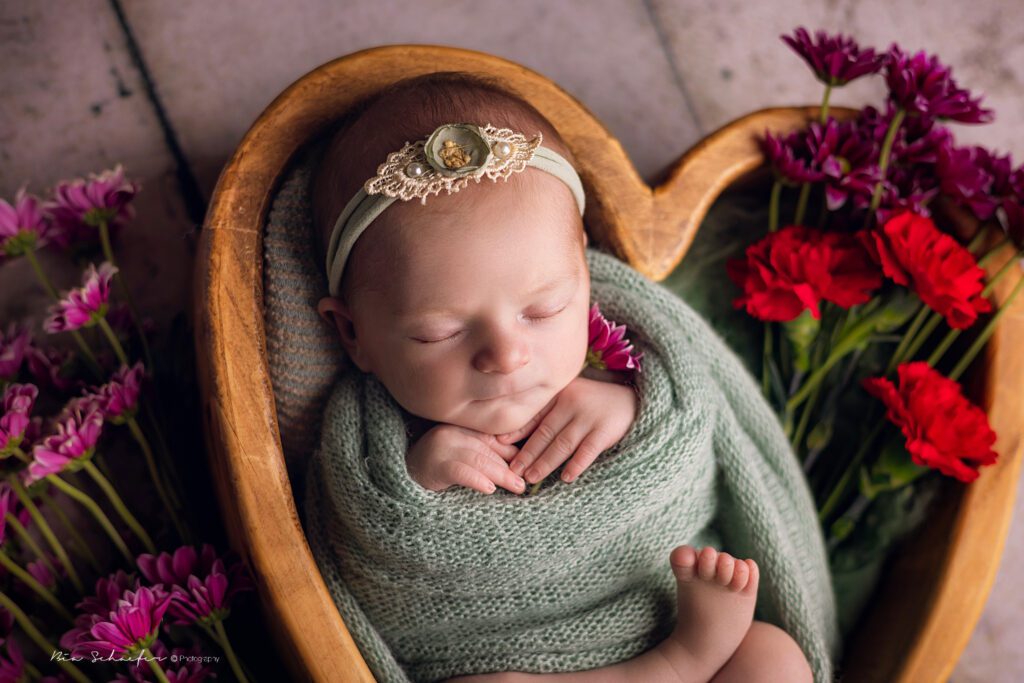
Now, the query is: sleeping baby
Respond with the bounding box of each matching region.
[304,71,836,682]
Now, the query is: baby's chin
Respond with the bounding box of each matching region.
[444,392,554,437]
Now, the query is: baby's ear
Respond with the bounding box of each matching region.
[316,296,371,372]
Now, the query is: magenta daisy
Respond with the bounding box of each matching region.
[885,46,993,124]
[61,570,145,651]
[47,165,140,249]
[137,544,254,626]
[26,345,79,393]
[762,130,825,186]
[90,362,145,424]
[586,304,642,372]
[0,638,26,683]
[0,186,56,258]
[0,326,31,381]
[43,262,117,333]
[66,586,171,658]
[781,28,885,86]
[26,400,104,483]
[1,384,38,455]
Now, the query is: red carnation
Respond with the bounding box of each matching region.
[727,225,882,321]
[862,361,997,483]
[860,211,991,329]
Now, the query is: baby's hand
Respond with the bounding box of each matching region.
[406,424,527,495]
[499,376,638,485]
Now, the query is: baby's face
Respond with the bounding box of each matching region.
[333,170,589,435]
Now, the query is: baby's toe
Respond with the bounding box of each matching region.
[728,558,750,591]
[697,546,720,581]
[670,545,699,582]
[741,559,760,598]
[715,552,736,587]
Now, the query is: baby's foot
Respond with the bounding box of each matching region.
[651,546,759,682]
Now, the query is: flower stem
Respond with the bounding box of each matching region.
[5,512,59,581]
[762,323,774,398]
[81,459,155,553]
[768,180,782,232]
[213,619,252,683]
[0,551,72,622]
[98,218,155,370]
[950,268,1024,381]
[10,474,84,593]
[23,249,103,378]
[143,647,173,683]
[39,488,103,574]
[819,83,833,123]
[127,415,190,542]
[819,420,885,522]
[885,299,928,375]
[96,316,130,366]
[0,591,90,683]
[46,473,133,563]
[865,107,907,227]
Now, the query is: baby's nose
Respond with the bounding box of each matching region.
[473,333,530,374]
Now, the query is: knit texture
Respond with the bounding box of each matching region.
[304,247,838,682]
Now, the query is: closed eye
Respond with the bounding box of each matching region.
[412,330,463,344]
[523,303,569,321]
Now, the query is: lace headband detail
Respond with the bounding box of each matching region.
[325,122,586,297]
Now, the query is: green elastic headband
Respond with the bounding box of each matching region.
[325,122,586,297]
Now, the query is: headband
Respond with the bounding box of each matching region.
[325,122,586,297]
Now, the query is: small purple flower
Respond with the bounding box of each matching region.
[937,143,999,219]
[805,118,882,211]
[586,304,642,373]
[0,187,56,258]
[782,27,885,86]
[27,553,63,590]
[44,262,117,333]
[89,362,145,424]
[0,638,25,683]
[0,326,31,381]
[26,345,80,393]
[885,46,994,124]
[137,544,254,626]
[67,586,171,658]
[762,130,825,186]
[26,400,104,483]
[1,384,38,455]
[47,165,140,250]
[61,570,144,652]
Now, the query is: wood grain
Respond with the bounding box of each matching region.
[194,45,1023,682]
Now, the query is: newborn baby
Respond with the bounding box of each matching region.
[309,71,815,682]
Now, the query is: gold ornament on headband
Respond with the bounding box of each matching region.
[364,123,543,204]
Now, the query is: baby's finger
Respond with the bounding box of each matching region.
[483,435,520,462]
[470,447,527,494]
[560,430,610,483]
[523,419,588,484]
[442,460,498,495]
[509,408,572,478]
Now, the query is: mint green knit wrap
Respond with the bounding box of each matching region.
[304,247,838,682]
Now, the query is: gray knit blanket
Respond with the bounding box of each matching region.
[303,247,838,682]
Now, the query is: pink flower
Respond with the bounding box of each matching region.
[585,304,642,372]
[137,544,254,626]
[0,384,38,454]
[90,362,145,423]
[26,345,80,393]
[66,586,171,658]
[781,28,885,86]
[26,400,104,483]
[885,46,993,124]
[47,165,139,250]
[61,570,144,651]
[44,262,117,333]
[0,638,25,683]
[0,186,56,257]
[0,325,31,381]
[27,553,63,590]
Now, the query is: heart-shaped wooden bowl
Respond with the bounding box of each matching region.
[196,45,1024,682]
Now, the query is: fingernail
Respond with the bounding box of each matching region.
[510,461,524,476]
[514,477,526,492]
[562,470,576,483]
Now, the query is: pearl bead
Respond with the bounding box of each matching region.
[405,162,427,178]
[493,141,513,158]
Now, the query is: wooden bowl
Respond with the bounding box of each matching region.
[194,45,1024,682]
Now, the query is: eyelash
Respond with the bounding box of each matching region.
[413,304,568,344]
